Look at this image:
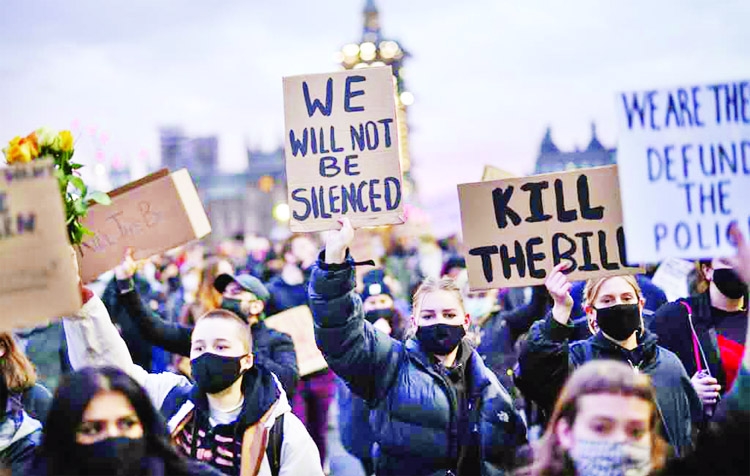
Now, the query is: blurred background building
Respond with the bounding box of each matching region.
[534,123,615,174]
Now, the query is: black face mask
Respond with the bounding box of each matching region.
[712,268,748,299]
[416,324,466,356]
[221,297,251,321]
[365,308,394,325]
[75,437,146,476]
[191,353,246,394]
[596,304,642,342]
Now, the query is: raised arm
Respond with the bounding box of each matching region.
[116,277,193,357]
[308,218,402,404]
[516,264,575,413]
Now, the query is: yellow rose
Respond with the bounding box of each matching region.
[58,130,74,152]
[2,134,39,164]
[36,127,58,149]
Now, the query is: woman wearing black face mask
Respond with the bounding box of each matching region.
[650,258,748,422]
[310,217,527,476]
[26,366,221,476]
[517,266,701,456]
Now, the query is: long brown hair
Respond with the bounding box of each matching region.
[517,360,667,476]
[196,258,231,311]
[0,332,37,393]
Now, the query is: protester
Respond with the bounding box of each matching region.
[265,233,317,316]
[361,268,409,341]
[650,253,748,419]
[467,286,549,405]
[310,217,527,475]
[181,257,235,326]
[517,266,701,455]
[516,360,668,476]
[62,259,323,476]
[661,223,750,475]
[27,366,221,476]
[0,333,50,474]
[118,251,299,398]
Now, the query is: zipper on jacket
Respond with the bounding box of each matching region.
[431,365,459,466]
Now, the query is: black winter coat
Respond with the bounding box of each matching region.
[517,314,701,455]
[309,257,527,476]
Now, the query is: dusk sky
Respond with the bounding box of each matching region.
[2,0,748,236]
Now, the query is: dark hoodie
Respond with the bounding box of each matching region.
[517,314,702,455]
[161,366,281,476]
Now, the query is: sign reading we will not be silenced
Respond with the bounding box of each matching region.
[458,165,642,290]
[283,66,404,232]
[617,80,750,263]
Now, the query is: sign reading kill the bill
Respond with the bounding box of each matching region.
[283,66,404,232]
[616,80,750,263]
[0,160,81,330]
[458,165,642,290]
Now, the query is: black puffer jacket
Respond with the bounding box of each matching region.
[517,314,702,455]
[309,256,527,476]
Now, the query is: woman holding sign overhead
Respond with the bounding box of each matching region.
[516,266,701,456]
[308,217,527,476]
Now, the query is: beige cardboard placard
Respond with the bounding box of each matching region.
[482,165,516,181]
[77,168,211,283]
[0,160,82,330]
[283,66,404,232]
[458,165,643,290]
[264,305,328,377]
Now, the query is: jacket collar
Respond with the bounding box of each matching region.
[190,365,281,429]
[588,328,659,368]
[405,338,491,396]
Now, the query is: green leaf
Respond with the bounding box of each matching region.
[73,198,87,215]
[70,176,86,193]
[70,163,84,170]
[88,191,112,206]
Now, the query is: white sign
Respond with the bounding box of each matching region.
[616,80,750,262]
[651,258,694,302]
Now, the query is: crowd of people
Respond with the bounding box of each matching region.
[0,219,748,475]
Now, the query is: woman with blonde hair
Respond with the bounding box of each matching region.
[308,217,527,475]
[516,266,700,455]
[518,360,668,476]
[0,332,52,423]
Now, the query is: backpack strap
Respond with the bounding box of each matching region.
[160,384,194,434]
[265,414,285,476]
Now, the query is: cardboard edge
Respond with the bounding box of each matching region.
[103,169,171,201]
[171,169,212,239]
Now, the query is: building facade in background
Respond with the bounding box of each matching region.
[337,0,416,199]
[534,123,615,174]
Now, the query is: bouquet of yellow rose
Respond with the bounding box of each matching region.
[2,127,111,246]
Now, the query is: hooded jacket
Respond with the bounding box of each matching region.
[309,257,527,476]
[517,314,701,454]
[62,295,322,476]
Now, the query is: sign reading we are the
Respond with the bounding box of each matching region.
[283,66,404,232]
[458,165,641,290]
[617,80,750,263]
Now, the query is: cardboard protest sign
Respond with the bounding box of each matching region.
[77,169,211,283]
[616,80,750,262]
[651,258,694,302]
[263,305,328,377]
[283,66,404,232]
[0,160,81,330]
[458,165,642,290]
[482,165,516,181]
